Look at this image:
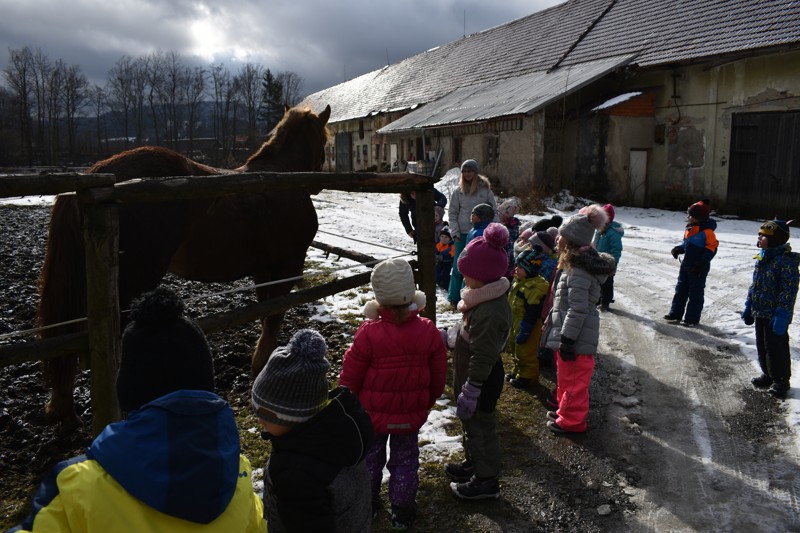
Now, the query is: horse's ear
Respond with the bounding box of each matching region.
[319,105,331,124]
[284,103,291,113]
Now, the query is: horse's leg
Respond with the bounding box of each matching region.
[43,356,80,432]
[251,262,305,377]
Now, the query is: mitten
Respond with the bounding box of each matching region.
[741,301,754,326]
[456,381,481,420]
[515,321,533,344]
[671,246,683,259]
[771,309,791,336]
[559,336,576,361]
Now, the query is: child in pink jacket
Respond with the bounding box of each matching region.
[339,258,447,531]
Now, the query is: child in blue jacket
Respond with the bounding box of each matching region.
[664,200,718,326]
[593,204,624,310]
[742,219,799,399]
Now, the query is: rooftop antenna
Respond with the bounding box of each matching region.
[463,10,466,37]
[386,48,390,66]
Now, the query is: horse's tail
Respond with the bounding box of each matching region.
[37,195,87,339]
[37,195,87,425]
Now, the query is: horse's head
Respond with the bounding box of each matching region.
[243,104,332,172]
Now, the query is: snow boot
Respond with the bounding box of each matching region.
[751,374,773,389]
[450,476,500,500]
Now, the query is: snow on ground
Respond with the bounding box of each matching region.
[4,179,799,473]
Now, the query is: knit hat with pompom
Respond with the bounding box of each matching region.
[558,204,609,247]
[117,286,215,413]
[251,329,330,427]
[363,258,426,319]
[457,223,510,283]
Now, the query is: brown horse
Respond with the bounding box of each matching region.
[37,104,331,430]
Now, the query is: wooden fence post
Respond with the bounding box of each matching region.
[415,188,437,324]
[83,200,121,435]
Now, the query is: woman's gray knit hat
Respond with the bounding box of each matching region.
[251,329,330,427]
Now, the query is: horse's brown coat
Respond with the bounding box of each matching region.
[37,105,331,429]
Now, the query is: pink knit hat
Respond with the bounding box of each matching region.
[457,223,510,283]
[497,197,520,220]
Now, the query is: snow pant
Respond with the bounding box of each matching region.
[668,266,708,323]
[600,275,615,306]
[755,317,792,383]
[447,234,468,304]
[436,260,452,290]
[508,318,543,380]
[462,408,501,479]
[366,432,420,508]
[554,349,595,432]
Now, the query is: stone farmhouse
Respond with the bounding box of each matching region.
[301,0,800,216]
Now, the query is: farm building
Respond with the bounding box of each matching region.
[300,0,800,216]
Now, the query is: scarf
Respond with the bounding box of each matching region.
[457,278,510,312]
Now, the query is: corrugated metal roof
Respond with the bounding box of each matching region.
[303,0,800,125]
[377,54,635,133]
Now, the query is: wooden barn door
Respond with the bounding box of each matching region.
[727,111,800,217]
[335,132,352,173]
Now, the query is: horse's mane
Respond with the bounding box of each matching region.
[244,106,331,165]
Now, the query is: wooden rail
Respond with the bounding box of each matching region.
[0,171,439,435]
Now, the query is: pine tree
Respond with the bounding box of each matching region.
[259,69,283,132]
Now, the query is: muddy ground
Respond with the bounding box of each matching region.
[1,199,798,532]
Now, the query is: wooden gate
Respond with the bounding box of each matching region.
[727,111,800,217]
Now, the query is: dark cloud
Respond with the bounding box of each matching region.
[0,0,561,96]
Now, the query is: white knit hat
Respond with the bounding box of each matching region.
[364,258,426,319]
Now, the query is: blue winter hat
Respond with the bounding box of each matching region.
[759,219,792,247]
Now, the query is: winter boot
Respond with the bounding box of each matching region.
[751,374,773,389]
[444,460,474,483]
[663,313,682,322]
[450,476,500,500]
[767,380,790,399]
[390,503,417,531]
[510,377,532,389]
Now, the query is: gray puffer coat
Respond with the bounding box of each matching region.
[543,249,616,354]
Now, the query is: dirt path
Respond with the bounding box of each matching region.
[595,240,800,532]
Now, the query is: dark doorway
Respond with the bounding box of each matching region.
[727,111,800,217]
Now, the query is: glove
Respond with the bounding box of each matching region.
[771,309,791,336]
[515,321,533,344]
[439,328,449,348]
[741,301,754,326]
[559,336,576,361]
[671,246,683,259]
[456,381,481,420]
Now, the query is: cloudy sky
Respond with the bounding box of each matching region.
[0,0,563,97]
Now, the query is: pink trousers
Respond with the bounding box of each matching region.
[554,350,595,432]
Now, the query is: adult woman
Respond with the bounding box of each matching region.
[447,159,497,305]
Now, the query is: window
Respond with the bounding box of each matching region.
[486,135,499,164]
[453,137,462,166]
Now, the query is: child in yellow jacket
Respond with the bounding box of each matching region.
[507,248,550,388]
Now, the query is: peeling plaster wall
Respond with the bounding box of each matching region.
[644,49,800,210]
[606,115,655,202]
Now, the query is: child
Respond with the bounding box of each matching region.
[434,205,447,239]
[542,205,616,434]
[593,204,624,311]
[339,258,447,530]
[514,227,534,256]
[252,329,374,532]
[529,228,560,369]
[444,223,513,500]
[506,249,551,389]
[464,203,494,246]
[14,286,266,532]
[664,199,718,326]
[436,227,455,290]
[497,197,522,279]
[742,219,799,399]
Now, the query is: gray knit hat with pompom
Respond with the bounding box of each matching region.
[251,329,330,427]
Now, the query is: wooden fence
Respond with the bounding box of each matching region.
[0,171,439,434]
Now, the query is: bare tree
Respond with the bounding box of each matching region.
[106,56,136,148]
[88,83,108,156]
[236,62,263,149]
[62,64,89,160]
[184,65,206,154]
[3,46,35,165]
[276,71,305,106]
